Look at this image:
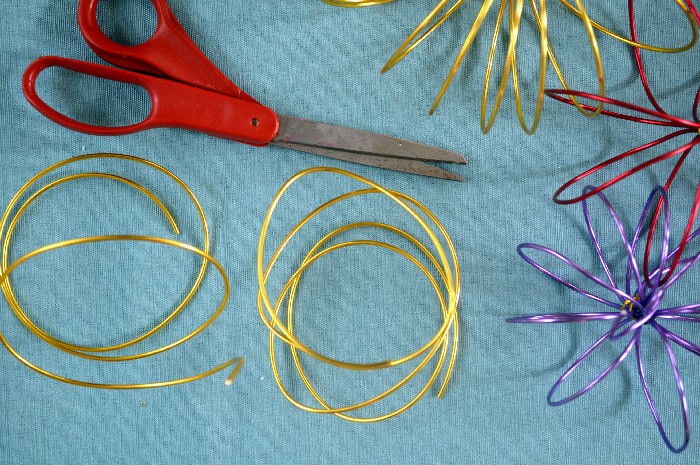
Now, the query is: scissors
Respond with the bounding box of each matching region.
[22,0,467,181]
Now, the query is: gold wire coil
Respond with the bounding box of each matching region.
[324,0,698,134]
[257,166,460,422]
[0,153,243,389]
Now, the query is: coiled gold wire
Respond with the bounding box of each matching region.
[324,0,697,134]
[0,153,243,389]
[257,167,460,422]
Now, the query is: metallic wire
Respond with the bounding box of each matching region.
[559,0,698,53]
[545,3,700,283]
[323,0,697,133]
[508,186,700,453]
[0,153,243,389]
[257,167,460,422]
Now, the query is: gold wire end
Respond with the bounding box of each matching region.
[224,357,245,386]
[428,98,441,115]
[0,153,237,390]
[429,83,451,116]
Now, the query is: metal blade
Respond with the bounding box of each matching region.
[273,115,467,164]
[272,141,464,181]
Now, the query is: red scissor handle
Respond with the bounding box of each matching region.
[22,56,279,145]
[77,0,257,102]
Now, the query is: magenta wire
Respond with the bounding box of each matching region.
[545,1,700,286]
[508,186,700,453]
[686,0,700,27]
[627,0,700,287]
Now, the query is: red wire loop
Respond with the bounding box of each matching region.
[547,0,700,286]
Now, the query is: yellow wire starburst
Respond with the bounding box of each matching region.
[325,0,697,134]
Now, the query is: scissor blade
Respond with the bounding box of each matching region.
[273,115,467,164]
[272,141,464,181]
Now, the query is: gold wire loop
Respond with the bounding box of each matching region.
[257,167,460,421]
[376,0,604,131]
[551,0,605,118]
[323,0,395,5]
[558,0,698,53]
[509,0,548,134]
[326,0,697,131]
[0,154,242,389]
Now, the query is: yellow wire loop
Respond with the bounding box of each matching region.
[558,0,698,53]
[323,0,394,5]
[0,153,243,389]
[325,0,697,132]
[257,167,460,422]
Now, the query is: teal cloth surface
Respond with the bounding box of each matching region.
[1,1,700,463]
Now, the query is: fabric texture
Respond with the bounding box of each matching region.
[1,1,699,463]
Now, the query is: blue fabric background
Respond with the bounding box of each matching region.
[1,1,700,463]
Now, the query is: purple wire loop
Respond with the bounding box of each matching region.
[663,329,700,357]
[581,185,644,299]
[640,321,690,453]
[517,243,633,309]
[546,328,638,407]
[506,313,619,324]
[607,187,671,340]
[509,186,700,453]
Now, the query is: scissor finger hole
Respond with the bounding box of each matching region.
[35,67,152,127]
[97,0,158,46]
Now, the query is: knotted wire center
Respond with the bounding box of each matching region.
[621,294,644,321]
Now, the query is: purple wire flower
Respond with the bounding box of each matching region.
[508,185,700,453]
